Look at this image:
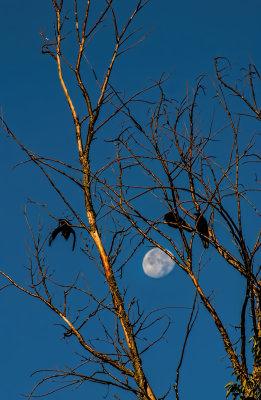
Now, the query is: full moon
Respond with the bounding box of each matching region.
[142,248,175,278]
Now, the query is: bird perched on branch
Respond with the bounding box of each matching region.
[164,211,192,232]
[49,219,76,251]
[194,212,209,248]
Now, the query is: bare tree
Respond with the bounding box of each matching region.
[98,57,261,398]
[0,1,260,399]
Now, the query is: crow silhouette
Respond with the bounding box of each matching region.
[49,219,76,250]
[195,212,209,248]
[164,211,192,232]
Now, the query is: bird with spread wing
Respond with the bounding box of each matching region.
[49,219,76,251]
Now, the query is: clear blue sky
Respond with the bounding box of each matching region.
[0,1,260,399]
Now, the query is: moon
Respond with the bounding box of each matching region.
[142,248,175,278]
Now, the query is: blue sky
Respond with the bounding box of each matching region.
[0,1,260,399]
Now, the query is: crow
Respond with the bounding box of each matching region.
[164,211,192,232]
[49,219,76,251]
[194,212,209,248]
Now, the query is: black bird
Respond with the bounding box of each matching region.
[164,211,192,232]
[49,219,76,250]
[194,212,209,248]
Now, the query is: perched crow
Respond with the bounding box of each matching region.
[194,212,209,248]
[49,219,76,250]
[164,211,192,232]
